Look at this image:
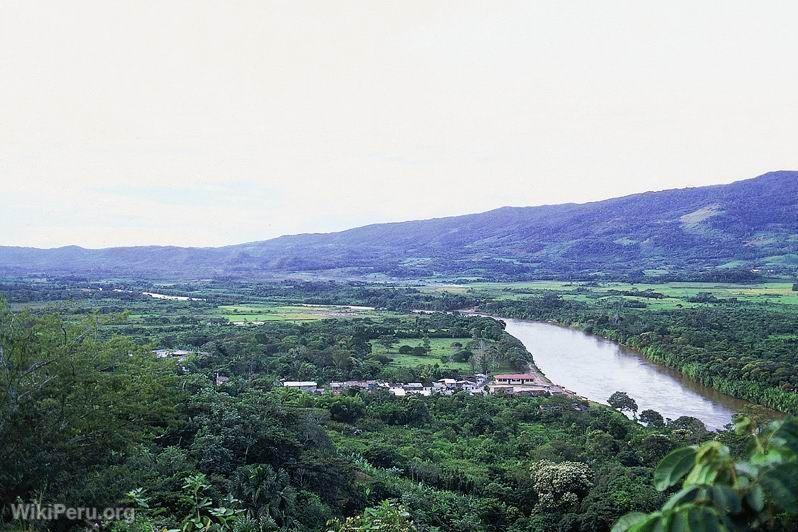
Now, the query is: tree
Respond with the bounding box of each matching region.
[530,460,593,512]
[398,345,413,355]
[328,396,365,423]
[452,349,471,363]
[230,465,298,528]
[327,500,416,531]
[0,306,181,508]
[613,416,798,531]
[639,409,665,428]
[608,391,639,419]
[378,335,397,349]
[667,416,708,441]
[637,433,675,465]
[331,349,353,371]
[470,340,498,374]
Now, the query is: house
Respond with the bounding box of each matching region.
[488,373,576,397]
[493,373,542,386]
[488,383,547,396]
[460,380,481,393]
[214,373,230,386]
[489,373,549,396]
[153,349,194,362]
[400,382,432,396]
[329,380,379,395]
[282,381,319,393]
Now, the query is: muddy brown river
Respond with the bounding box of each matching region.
[502,318,775,430]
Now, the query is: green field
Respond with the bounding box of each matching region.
[424,281,798,310]
[370,337,473,371]
[217,303,387,323]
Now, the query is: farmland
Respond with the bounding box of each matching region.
[423,280,798,311]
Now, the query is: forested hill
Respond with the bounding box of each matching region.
[2,171,797,280]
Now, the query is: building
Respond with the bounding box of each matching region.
[493,373,542,386]
[329,380,379,395]
[153,349,194,362]
[282,381,319,393]
[488,373,553,396]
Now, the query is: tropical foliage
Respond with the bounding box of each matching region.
[613,416,798,531]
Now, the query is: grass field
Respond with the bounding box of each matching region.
[217,303,388,323]
[370,337,473,371]
[423,281,798,310]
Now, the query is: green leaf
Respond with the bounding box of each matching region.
[771,418,798,455]
[668,509,690,532]
[682,505,728,531]
[760,463,798,512]
[611,512,648,532]
[746,484,765,512]
[685,463,720,487]
[734,462,758,478]
[626,506,729,532]
[733,415,753,436]
[710,485,741,514]
[627,512,665,532]
[655,447,698,491]
[662,485,706,511]
[750,448,785,467]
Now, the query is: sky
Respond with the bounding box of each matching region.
[2,1,797,249]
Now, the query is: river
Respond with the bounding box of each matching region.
[502,318,772,430]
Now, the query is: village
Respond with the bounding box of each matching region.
[154,348,576,398]
[280,372,575,397]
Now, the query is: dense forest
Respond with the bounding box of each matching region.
[5,301,796,531]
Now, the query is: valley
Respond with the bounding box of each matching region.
[2,173,797,531]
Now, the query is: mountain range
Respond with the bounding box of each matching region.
[2,171,797,280]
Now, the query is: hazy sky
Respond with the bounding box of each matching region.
[2,1,797,248]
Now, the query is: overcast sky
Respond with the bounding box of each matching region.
[2,1,797,248]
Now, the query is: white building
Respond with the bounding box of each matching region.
[283,381,319,393]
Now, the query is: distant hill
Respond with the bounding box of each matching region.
[2,171,797,280]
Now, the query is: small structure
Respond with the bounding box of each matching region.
[153,349,194,362]
[493,373,543,386]
[282,381,319,393]
[214,373,230,386]
[329,380,379,395]
[488,373,553,396]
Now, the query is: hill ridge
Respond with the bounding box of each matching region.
[2,171,796,280]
